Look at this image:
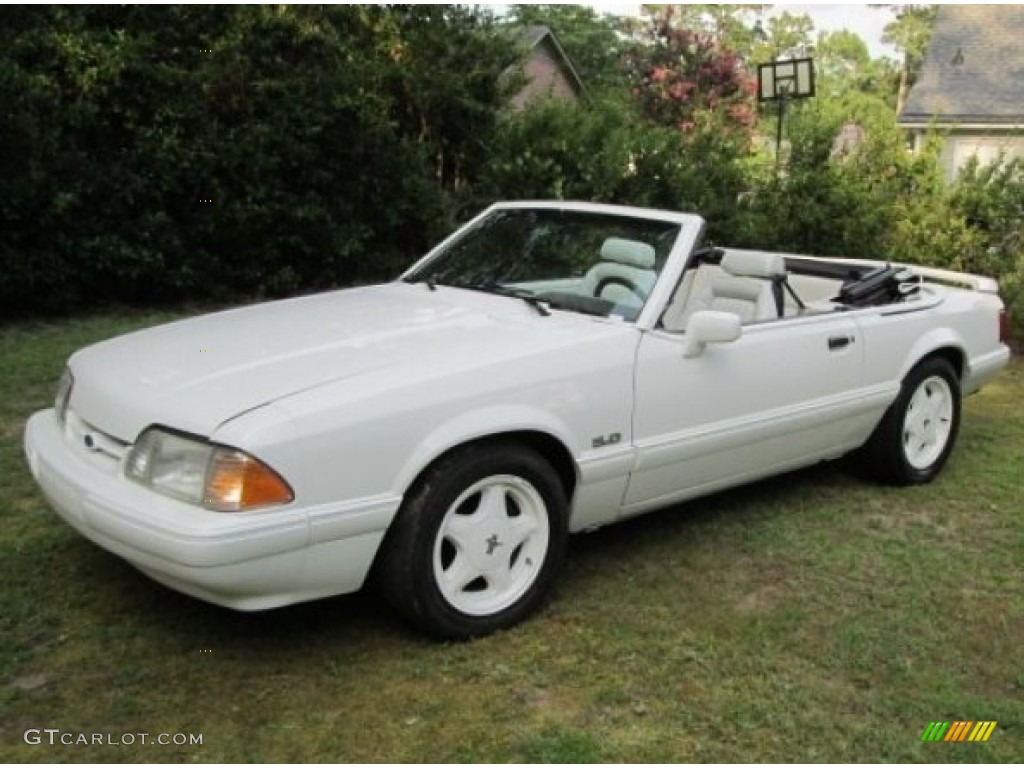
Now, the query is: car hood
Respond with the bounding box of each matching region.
[68,283,607,442]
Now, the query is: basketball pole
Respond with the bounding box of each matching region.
[775,87,787,174]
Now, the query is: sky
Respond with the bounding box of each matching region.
[766,4,897,58]
[585,3,899,59]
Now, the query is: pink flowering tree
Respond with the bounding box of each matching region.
[625,6,758,138]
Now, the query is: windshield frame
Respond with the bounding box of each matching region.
[400,201,703,329]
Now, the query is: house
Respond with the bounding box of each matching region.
[508,25,586,110]
[898,5,1024,180]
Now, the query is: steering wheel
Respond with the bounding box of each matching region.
[594,275,645,301]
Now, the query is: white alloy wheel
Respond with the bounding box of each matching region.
[902,374,954,470]
[432,474,551,617]
[858,356,961,485]
[379,442,568,638]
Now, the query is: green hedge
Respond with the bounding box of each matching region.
[2,6,1021,336]
[0,5,510,314]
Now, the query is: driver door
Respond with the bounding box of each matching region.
[624,314,863,513]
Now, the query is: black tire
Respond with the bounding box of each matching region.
[858,356,961,485]
[377,442,568,640]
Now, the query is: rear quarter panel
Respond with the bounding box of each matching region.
[852,286,1005,396]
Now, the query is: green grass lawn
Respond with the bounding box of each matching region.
[2,310,1021,762]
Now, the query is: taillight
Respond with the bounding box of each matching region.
[999,308,1009,344]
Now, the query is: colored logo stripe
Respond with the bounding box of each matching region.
[922,721,996,742]
[971,722,997,742]
[945,721,971,741]
[921,722,949,741]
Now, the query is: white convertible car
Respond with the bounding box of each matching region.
[25,202,1010,638]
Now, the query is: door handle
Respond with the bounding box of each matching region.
[828,335,853,351]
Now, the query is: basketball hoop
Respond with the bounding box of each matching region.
[757,58,815,170]
[757,58,815,102]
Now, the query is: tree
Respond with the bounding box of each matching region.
[639,4,767,57]
[380,6,517,199]
[750,11,814,62]
[815,29,898,104]
[624,5,758,136]
[880,4,937,113]
[507,4,629,92]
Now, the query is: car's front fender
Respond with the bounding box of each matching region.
[392,404,580,496]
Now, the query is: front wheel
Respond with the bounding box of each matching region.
[858,356,961,485]
[378,443,568,640]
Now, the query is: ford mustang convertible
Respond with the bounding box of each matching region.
[24,202,1011,638]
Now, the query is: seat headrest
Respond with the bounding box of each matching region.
[711,275,766,302]
[721,250,787,279]
[601,238,656,269]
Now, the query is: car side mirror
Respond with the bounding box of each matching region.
[682,310,742,358]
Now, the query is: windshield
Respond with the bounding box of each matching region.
[405,208,681,321]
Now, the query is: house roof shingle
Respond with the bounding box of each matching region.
[900,5,1024,126]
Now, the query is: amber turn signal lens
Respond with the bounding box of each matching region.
[205,448,294,511]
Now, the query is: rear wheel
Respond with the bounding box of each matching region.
[859,356,961,485]
[378,443,568,639]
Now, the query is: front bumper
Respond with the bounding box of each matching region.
[24,409,398,610]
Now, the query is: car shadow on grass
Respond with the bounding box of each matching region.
[59,545,412,654]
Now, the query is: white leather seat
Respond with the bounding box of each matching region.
[708,251,787,323]
[579,238,657,308]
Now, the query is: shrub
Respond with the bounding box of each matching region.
[948,158,1024,329]
[476,97,748,240]
[0,6,511,315]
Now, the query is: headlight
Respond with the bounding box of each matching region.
[125,427,294,512]
[55,368,74,425]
